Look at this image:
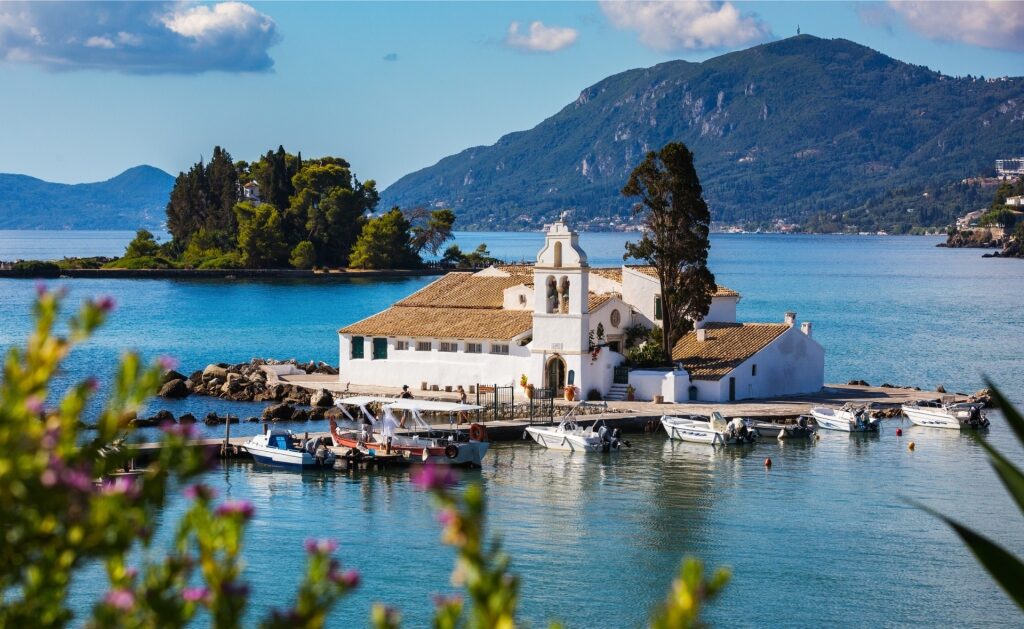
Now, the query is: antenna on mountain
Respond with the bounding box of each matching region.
[797,24,801,35]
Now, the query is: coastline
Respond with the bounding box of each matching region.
[0,267,447,280]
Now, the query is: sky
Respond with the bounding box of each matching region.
[1,1,1022,189]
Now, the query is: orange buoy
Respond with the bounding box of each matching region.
[896,428,903,436]
[908,441,916,451]
[764,457,772,468]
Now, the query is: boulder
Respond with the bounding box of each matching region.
[162,369,187,384]
[324,407,343,420]
[152,409,176,425]
[130,416,158,428]
[204,412,223,425]
[309,407,327,420]
[203,364,228,380]
[311,389,334,408]
[935,385,946,393]
[263,403,294,421]
[292,409,310,422]
[246,416,260,423]
[179,413,197,424]
[847,379,870,387]
[158,379,190,399]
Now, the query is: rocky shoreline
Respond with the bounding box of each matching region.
[939,228,1022,258]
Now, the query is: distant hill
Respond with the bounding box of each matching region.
[0,165,174,229]
[381,35,1024,232]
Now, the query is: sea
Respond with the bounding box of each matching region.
[1,229,1023,627]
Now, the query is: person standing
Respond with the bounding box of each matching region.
[456,385,468,426]
[399,384,414,428]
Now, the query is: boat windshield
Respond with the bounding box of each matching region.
[269,434,290,450]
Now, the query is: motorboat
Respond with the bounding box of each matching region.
[661,412,757,445]
[902,399,989,430]
[524,401,626,452]
[329,396,490,467]
[809,405,880,432]
[750,416,816,440]
[244,428,336,469]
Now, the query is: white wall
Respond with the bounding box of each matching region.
[338,334,531,391]
[622,267,659,327]
[701,296,737,326]
[502,284,533,310]
[627,369,692,403]
[588,297,630,346]
[587,272,622,294]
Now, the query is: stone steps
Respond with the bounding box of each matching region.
[605,383,630,401]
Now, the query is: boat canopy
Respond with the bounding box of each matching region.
[335,395,394,407]
[384,400,483,412]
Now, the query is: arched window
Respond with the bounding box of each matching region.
[546,276,557,314]
[559,276,570,313]
[553,241,562,268]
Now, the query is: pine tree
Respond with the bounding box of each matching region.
[347,208,420,269]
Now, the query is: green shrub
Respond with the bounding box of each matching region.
[102,256,177,270]
[197,252,243,269]
[290,241,317,269]
[56,257,108,270]
[10,260,60,276]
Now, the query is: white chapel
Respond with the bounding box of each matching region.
[337,221,824,403]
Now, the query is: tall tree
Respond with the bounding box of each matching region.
[205,146,239,239]
[623,142,716,365]
[235,203,288,268]
[165,160,210,243]
[410,207,456,255]
[347,208,420,269]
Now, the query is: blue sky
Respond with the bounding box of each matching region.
[1,1,1022,188]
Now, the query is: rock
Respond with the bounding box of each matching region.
[292,409,310,422]
[263,403,294,421]
[152,409,176,424]
[130,416,158,428]
[246,416,260,423]
[179,413,197,424]
[935,385,946,393]
[968,388,993,408]
[285,391,311,406]
[880,383,895,389]
[162,369,186,384]
[158,379,190,399]
[311,388,334,407]
[309,407,326,420]
[203,364,228,380]
[190,370,203,382]
[324,407,343,420]
[204,412,223,425]
[847,379,870,386]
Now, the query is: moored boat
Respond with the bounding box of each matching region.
[244,428,337,469]
[751,416,816,440]
[901,400,989,430]
[330,396,490,467]
[809,406,879,432]
[524,401,626,452]
[661,412,757,445]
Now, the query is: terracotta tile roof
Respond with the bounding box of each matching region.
[671,323,789,381]
[590,267,623,282]
[626,266,738,297]
[339,307,533,340]
[396,273,526,309]
[588,292,618,311]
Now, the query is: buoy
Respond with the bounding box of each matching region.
[764,457,772,468]
[896,428,903,436]
[908,441,916,451]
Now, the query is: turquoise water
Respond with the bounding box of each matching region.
[1,231,1024,625]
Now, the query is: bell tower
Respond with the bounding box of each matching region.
[531,221,590,392]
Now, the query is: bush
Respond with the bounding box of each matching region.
[290,241,317,269]
[10,260,60,276]
[196,252,243,269]
[102,256,177,270]
[587,388,602,401]
[626,341,667,368]
[56,257,109,270]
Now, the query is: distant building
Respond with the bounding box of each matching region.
[337,221,824,402]
[957,210,985,229]
[1006,195,1023,207]
[242,180,262,203]
[996,158,1024,179]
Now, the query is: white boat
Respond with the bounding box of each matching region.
[902,400,989,430]
[661,412,757,445]
[809,406,880,432]
[329,396,490,467]
[750,415,816,440]
[244,428,337,469]
[525,402,626,452]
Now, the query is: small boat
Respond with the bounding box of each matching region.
[244,428,337,469]
[750,416,816,440]
[329,396,490,467]
[524,402,626,452]
[902,399,989,430]
[661,412,757,445]
[809,406,880,432]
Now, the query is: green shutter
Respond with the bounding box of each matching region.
[654,296,663,320]
[372,337,388,360]
[351,336,364,359]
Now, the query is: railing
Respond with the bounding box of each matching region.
[475,384,515,423]
[613,365,630,385]
[528,387,555,425]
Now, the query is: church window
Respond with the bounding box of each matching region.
[490,343,509,355]
[416,340,432,352]
[439,341,458,353]
[752,364,757,377]
[610,309,621,327]
[351,336,364,359]
[372,338,388,360]
[465,342,482,354]
[654,296,663,320]
[395,340,409,351]
[553,241,562,268]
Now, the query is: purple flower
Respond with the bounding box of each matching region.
[330,569,360,588]
[85,377,99,392]
[35,282,47,297]
[182,586,209,603]
[183,483,217,501]
[304,538,338,555]
[96,295,116,313]
[215,500,255,520]
[436,508,457,527]
[41,425,60,449]
[433,594,463,607]
[102,476,141,499]
[104,589,135,610]
[124,567,138,580]
[411,463,457,491]
[158,355,179,371]
[25,395,44,415]
[60,467,94,493]
[162,422,198,440]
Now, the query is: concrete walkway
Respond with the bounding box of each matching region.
[282,375,960,419]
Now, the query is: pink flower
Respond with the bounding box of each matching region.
[95,295,116,313]
[102,476,140,499]
[433,594,463,607]
[304,538,338,555]
[183,484,217,501]
[411,463,457,491]
[216,500,255,520]
[85,377,100,392]
[330,569,360,588]
[182,586,208,602]
[158,355,179,371]
[124,567,138,580]
[35,282,47,297]
[104,589,135,610]
[436,508,457,527]
[162,422,198,439]
[25,395,44,415]
[60,467,94,493]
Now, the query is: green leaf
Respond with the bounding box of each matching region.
[984,379,1024,446]
[915,501,1024,612]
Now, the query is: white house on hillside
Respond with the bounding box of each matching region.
[337,221,824,402]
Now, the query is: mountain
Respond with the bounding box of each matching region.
[0,165,174,229]
[381,35,1024,232]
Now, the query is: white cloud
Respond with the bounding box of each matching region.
[600,0,770,51]
[886,0,1024,52]
[0,1,280,74]
[505,20,579,52]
